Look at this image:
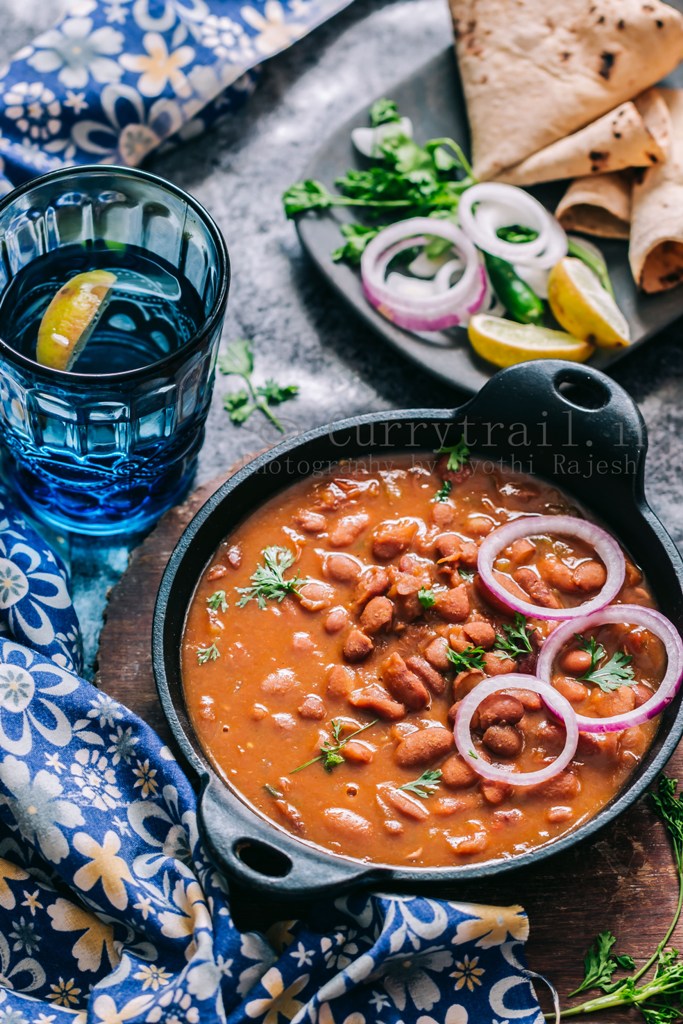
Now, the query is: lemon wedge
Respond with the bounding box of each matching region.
[547,257,630,349]
[36,270,117,371]
[468,314,594,368]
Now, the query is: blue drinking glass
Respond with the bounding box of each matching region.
[0,165,229,536]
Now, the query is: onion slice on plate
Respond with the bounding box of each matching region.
[454,674,579,786]
[536,605,683,732]
[458,183,568,268]
[477,515,626,621]
[360,218,488,331]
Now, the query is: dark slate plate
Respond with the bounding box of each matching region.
[296,45,683,394]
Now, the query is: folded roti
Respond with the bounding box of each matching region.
[556,172,632,239]
[497,90,670,186]
[449,0,683,180]
[630,88,683,292]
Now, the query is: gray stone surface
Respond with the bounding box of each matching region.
[2,0,683,675]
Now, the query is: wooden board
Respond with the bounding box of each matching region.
[96,467,683,1012]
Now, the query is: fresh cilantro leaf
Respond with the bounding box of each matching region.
[570,932,623,996]
[494,613,535,659]
[206,590,228,613]
[197,642,220,665]
[256,380,299,405]
[446,645,485,672]
[433,480,452,503]
[237,546,302,609]
[218,339,254,377]
[332,223,381,264]
[290,719,378,774]
[369,98,401,127]
[437,437,470,472]
[577,635,635,692]
[458,568,475,583]
[418,587,436,610]
[264,783,283,798]
[283,179,337,217]
[399,769,442,798]
[223,390,254,424]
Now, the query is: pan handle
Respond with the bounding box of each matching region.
[198,775,384,899]
[459,360,647,492]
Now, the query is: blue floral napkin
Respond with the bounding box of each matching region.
[0,0,355,191]
[0,505,546,1023]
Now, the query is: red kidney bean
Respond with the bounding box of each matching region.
[435,585,470,622]
[359,596,394,635]
[329,513,370,548]
[372,520,418,560]
[380,653,430,710]
[405,655,446,695]
[342,629,374,662]
[394,726,454,767]
[348,684,406,720]
[513,567,562,608]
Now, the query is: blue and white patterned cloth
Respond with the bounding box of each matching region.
[0,0,355,191]
[0,508,546,1024]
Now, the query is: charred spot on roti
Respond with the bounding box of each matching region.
[646,152,659,162]
[613,131,622,139]
[560,50,572,61]
[656,18,664,27]
[597,14,606,23]
[617,18,626,28]
[598,51,616,79]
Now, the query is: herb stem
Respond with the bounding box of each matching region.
[238,372,285,433]
[290,719,378,774]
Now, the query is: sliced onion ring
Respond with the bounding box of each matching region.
[360,217,487,331]
[537,605,683,732]
[454,674,578,786]
[458,182,568,268]
[478,515,626,621]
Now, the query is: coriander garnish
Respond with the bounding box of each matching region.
[237,546,303,609]
[197,642,220,665]
[418,587,437,610]
[553,776,683,1022]
[399,769,442,799]
[218,338,298,433]
[458,568,475,583]
[206,590,228,613]
[437,437,470,472]
[290,718,378,774]
[433,480,452,503]
[577,635,635,692]
[263,783,283,799]
[494,613,535,659]
[446,645,486,672]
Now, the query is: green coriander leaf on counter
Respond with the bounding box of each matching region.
[197,642,220,665]
[437,437,470,472]
[433,480,452,503]
[554,776,683,1022]
[446,645,485,672]
[290,719,378,774]
[458,568,475,583]
[569,931,631,997]
[256,380,299,405]
[399,768,442,799]
[494,613,535,659]
[237,546,302,609]
[370,98,401,126]
[418,587,436,610]
[219,338,298,433]
[578,635,635,692]
[206,590,228,613]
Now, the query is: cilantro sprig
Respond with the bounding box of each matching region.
[206,590,228,613]
[555,777,683,1023]
[446,645,486,672]
[433,480,453,503]
[494,613,535,659]
[399,769,442,799]
[283,99,475,265]
[197,642,220,665]
[290,719,378,774]
[219,339,298,433]
[437,438,470,473]
[237,546,303,609]
[577,635,635,692]
[418,587,437,610]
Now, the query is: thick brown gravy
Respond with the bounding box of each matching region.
[181,456,661,868]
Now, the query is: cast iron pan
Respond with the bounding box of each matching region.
[153,360,683,899]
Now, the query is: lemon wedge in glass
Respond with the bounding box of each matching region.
[468,314,594,368]
[547,257,630,349]
[36,269,117,371]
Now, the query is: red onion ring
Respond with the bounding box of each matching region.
[478,515,626,621]
[454,674,579,786]
[360,218,487,331]
[536,605,683,732]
